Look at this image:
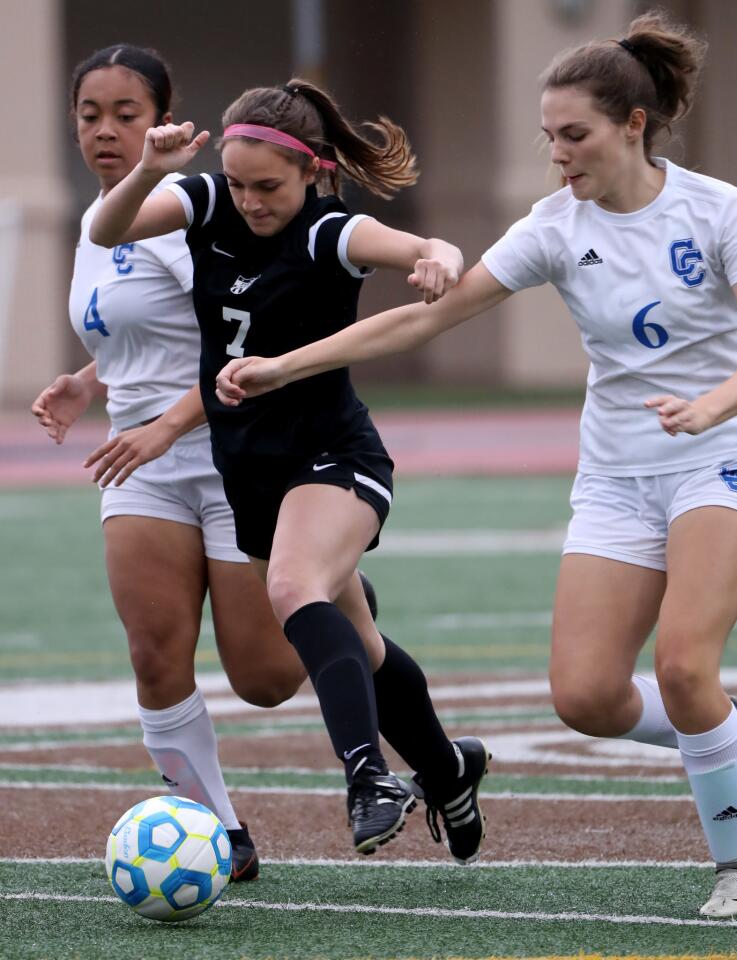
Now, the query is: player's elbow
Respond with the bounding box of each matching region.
[88,221,116,248]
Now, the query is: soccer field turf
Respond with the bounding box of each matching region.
[2,477,737,958]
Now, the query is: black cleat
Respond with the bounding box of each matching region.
[227,821,259,882]
[413,737,491,865]
[347,770,415,854]
[359,570,378,621]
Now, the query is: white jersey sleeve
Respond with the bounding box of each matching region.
[481,207,558,291]
[481,159,737,477]
[69,173,200,430]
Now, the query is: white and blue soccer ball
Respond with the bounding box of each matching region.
[105,795,232,922]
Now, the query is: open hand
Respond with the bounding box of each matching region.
[84,419,176,487]
[31,374,93,444]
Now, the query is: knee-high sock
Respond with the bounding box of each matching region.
[138,687,240,830]
[373,635,458,792]
[284,601,386,783]
[678,705,737,869]
[620,675,678,749]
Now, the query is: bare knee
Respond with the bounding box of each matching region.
[127,627,194,701]
[266,566,319,625]
[551,681,633,737]
[230,664,305,708]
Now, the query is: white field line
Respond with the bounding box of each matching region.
[6,671,737,728]
[0,855,715,868]
[0,762,688,784]
[1,890,734,928]
[377,529,567,555]
[0,780,694,802]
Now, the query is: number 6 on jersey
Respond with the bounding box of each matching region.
[223,306,251,358]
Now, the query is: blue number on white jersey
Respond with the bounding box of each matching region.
[113,243,135,276]
[670,238,705,287]
[83,288,110,337]
[632,300,667,349]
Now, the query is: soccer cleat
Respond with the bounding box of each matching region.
[412,736,491,865]
[359,570,378,621]
[700,869,737,917]
[347,768,416,854]
[227,821,259,882]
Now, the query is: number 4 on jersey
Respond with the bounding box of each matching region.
[223,306,251,357]
[83,288,110,337]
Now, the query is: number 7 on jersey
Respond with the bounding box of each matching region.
[223,306,251,358]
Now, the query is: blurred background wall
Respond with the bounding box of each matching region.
[1,0,735,408]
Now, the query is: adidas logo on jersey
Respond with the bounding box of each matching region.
[713,804,737,821]
[231,275,258,295]
[578,248,603,266]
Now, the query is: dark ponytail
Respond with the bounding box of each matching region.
[220,78,418,199]
[71,44,173,124]
[541,10,707,155]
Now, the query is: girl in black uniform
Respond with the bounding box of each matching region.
[90,80,490,859]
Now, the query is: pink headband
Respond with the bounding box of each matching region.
[222,124,337,171]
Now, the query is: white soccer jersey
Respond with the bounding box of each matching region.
[482,158,737,476]
[69,174,200,430]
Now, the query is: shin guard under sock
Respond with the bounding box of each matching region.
[373,635,457,792]
[284,601,386,782]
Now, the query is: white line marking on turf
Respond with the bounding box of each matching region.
[2,891,734,927]
[0,855,715,868]
[0,780,695,802]
[377,529,567,555]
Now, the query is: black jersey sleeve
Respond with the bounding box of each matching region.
[165,173,218,230]
[307,210,375,278]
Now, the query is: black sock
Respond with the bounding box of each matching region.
[374,635,457,791]
[284,601,386,783]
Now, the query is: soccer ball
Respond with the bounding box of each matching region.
[105,795,232,922]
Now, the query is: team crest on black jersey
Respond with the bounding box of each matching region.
[231,275,259,295]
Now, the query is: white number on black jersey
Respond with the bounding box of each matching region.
[223,306,252,357]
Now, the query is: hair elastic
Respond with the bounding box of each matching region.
[222,123,337,170]
[618,38,638,56]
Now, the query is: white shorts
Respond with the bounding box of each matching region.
[562,460,737,571]
[100,424,248,564]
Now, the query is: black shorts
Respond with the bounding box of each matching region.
[221,429,394,560]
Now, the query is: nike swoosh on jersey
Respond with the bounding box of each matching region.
[313,463,337,471]
[211,242,235,258]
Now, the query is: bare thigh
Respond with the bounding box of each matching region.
[657,506,737,732]
[264,484,385,663]
[207,558,306,708]
[550,553,665,736]
[103,516,208,709]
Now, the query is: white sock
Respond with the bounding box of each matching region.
[678,706,737,867]
[620,675,678,748]
[137,687,240,830]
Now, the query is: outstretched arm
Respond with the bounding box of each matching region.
[216,262,512,403]
[89,121,210,247]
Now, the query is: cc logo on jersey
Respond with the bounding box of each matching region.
[669,238,705,288]
[113,243,135,276]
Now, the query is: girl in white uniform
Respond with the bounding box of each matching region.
[32,45,306,881]
[214,12,737,915]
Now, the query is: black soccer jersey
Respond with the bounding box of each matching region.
[167,174,375,474]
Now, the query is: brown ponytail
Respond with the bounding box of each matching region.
[220,78,418,199]
[541,10,707,155]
